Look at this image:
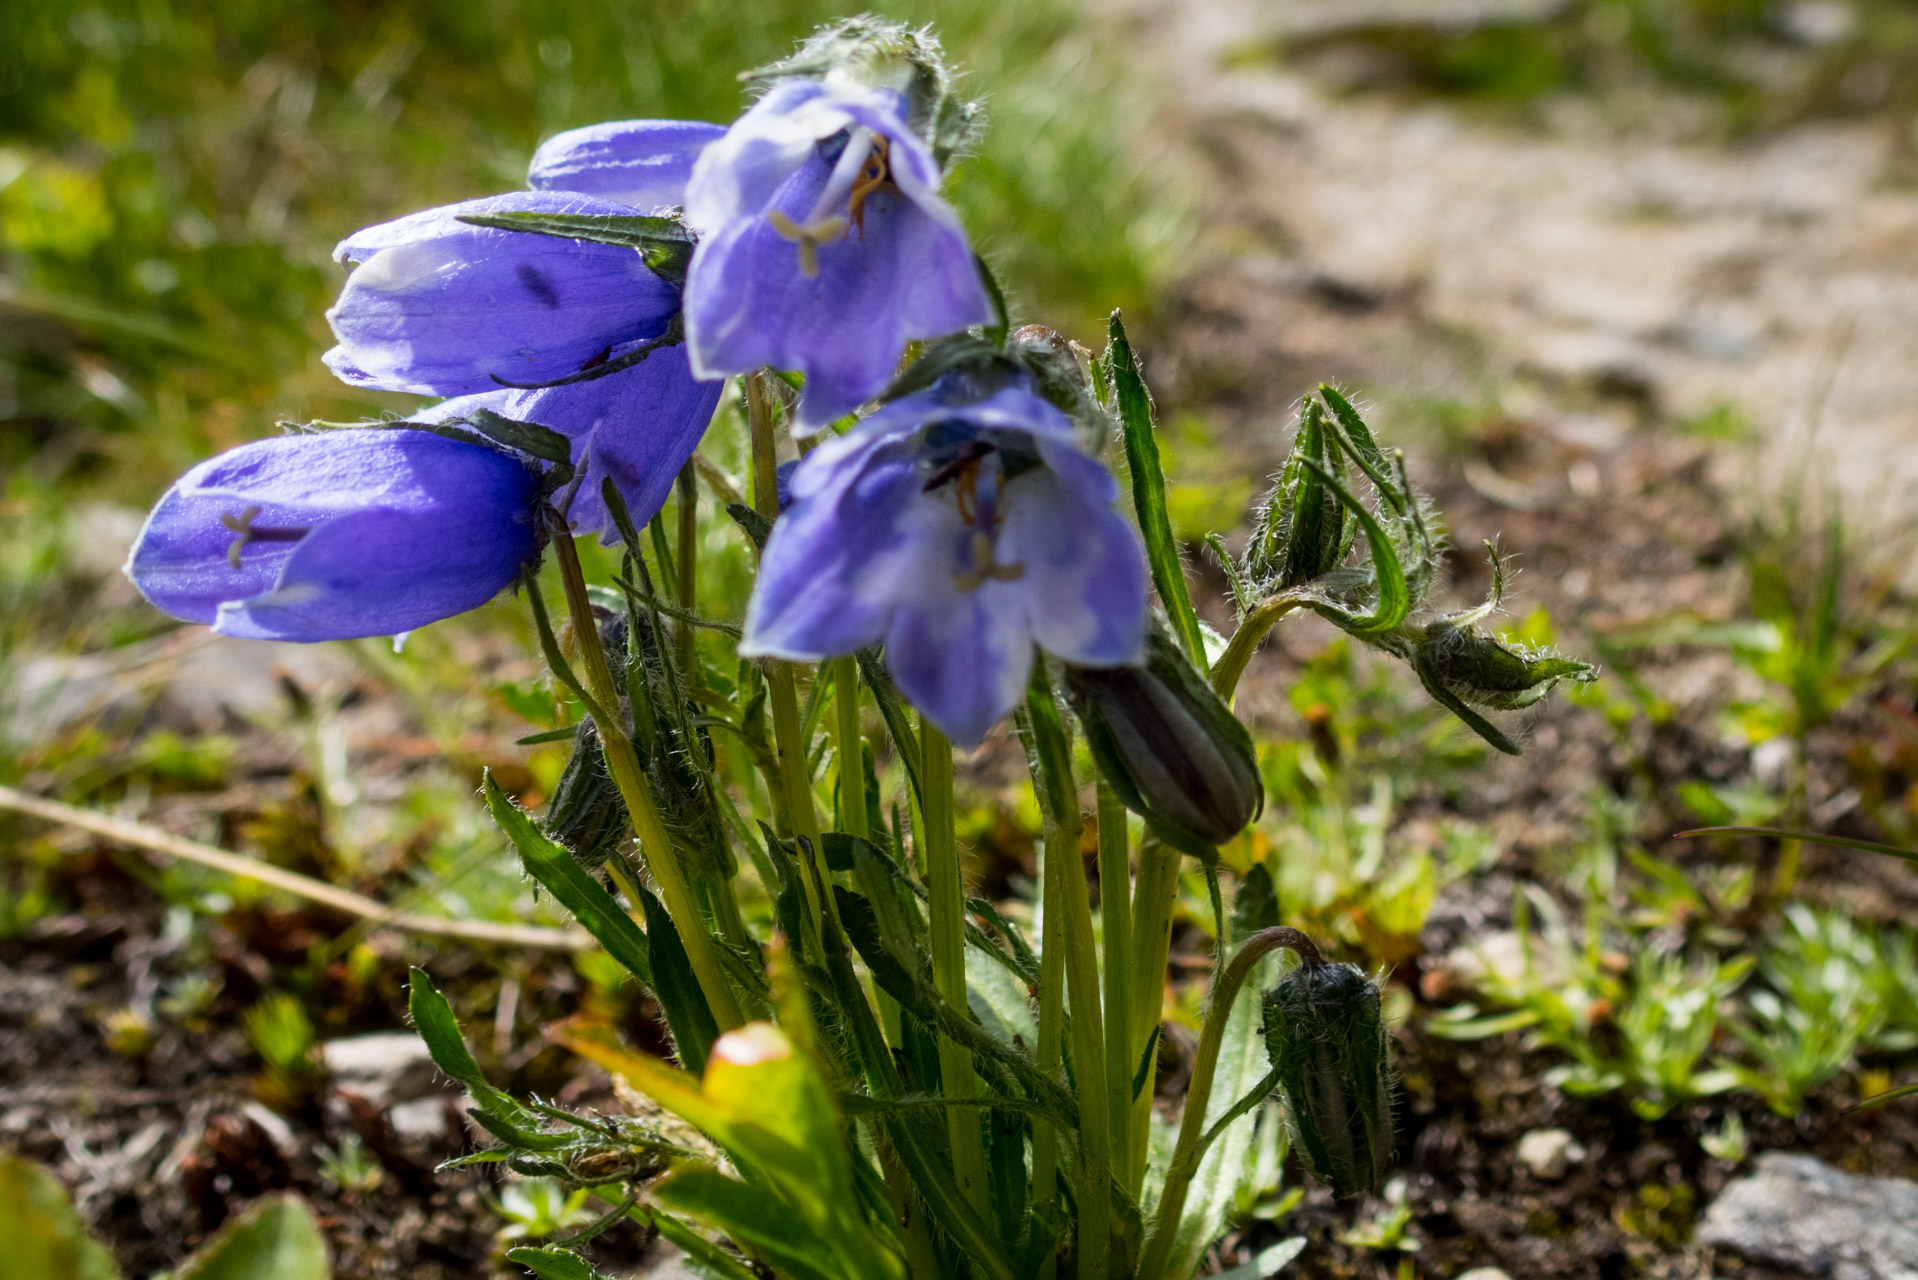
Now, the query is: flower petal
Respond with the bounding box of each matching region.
[127,430,539,641]
[740,431,923,659]
[325,192,679,397]
[682,84,990,431]
[885,583,1034,750]
[1003,446,1148,667]
[503,344,722,541]
[529,119,727,212]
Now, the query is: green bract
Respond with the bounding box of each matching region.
[1261,959,1396,1198]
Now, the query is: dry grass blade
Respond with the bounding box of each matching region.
[0,784,590,951]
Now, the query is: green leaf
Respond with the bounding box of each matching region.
[1676,826,1918,866]
[633,880,719,1075]
[652,1167,844,1280]
[505,1247,603,1280]
[0,1154,121,1280]
[1165,953,1280,1279]
[453,407,574,468]
[1106,310,1205,667]
[407,968,517,1118]
[646,1211,761,1280]
[1296,458,1410,636]
[723,501,773,551]
[174,1195,329,1280]
[483,771,653,984]
[456,210,696,284]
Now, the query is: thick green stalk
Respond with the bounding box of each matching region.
[1096,779,1133,1200]
[1023,685,1111,1280]
[834,656,868,840]
[1032,811,1067,1236]
[1136,928,1320,1280]
[920,719,992,1219]
[1124,837,1180,1191]
[1208,596,1302,701]
[674,459,699,680]
[745,373,825,938]
[550,529,742,1031]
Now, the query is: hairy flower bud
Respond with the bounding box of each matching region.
[1065,625,1262,860]
[1261,958,1395,1198]
[543,717,627,871]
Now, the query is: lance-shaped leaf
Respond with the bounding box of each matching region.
[456,209,697,285]
[483,771,652,985]
[1105,310,1206,666]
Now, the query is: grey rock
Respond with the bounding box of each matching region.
[1456,1270,1514,1280]
[1698,1151,1918,1280]
[1515,1128,1584,1181]
[322,1032,440,1105]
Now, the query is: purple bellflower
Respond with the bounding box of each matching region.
[682,75,992,432]
[126,429,540,642]
[323,120,726,539]
[741,376,1148,747]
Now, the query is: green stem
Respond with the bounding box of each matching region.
[675,459,699,681]
[1096,778,1133,1205]
[745,372,825,939]
[1136,927,1320,1280]
[1032,804,1067,1233]
[834,656,868,840]
[1022,681,1110,1280]
[549,526,743,1031]
[1124,837,1180,1191]
[920,718,992,1219]
[1209,596,1302,700]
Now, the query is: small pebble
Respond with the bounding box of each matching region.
[1516,1127,1585,1181]
[1456,1269,1513,1280]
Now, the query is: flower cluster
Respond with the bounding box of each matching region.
[127,19,1141,749]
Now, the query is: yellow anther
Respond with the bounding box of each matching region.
[952,530,1024,593]
[768,209,850,279]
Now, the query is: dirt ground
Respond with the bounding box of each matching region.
[8,4,1918,1276]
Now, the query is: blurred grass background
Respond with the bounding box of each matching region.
[0,0,1186,678]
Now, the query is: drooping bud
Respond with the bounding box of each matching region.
[1261,956,1395,1198]
[543,717,627,871]
[1065,624,1262,861]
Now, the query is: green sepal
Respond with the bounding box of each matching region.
[456,209,695,285]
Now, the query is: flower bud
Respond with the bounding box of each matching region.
[1246,397,1353,591]
[1065,625,1262,860]
[544,717,627,871]
[1261,958,1395,1197]
[1414,619,1596,712]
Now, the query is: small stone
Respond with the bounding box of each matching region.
[1515,1128,1584,1180]
[1698,1151,1918,1280]
[322,1032,440,1105]
[386,1096,466,1140]
[1456,1269,1513,1280]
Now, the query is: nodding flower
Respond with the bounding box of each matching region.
[321,119,726,542]
[739,371,1147,748]
[125,429,540,642]
[680,40,991,433]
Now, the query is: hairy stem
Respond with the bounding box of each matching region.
[675,459,699,681]
[1209,595,1302,700]
[1137,927,1321,1280]
[920,719,992,1218]
[1095,778,1133,1204]
[834,656,869,840]
[1124,837,1180,1191]
[1023,680,1111,1280]
[549,526,742,1031]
